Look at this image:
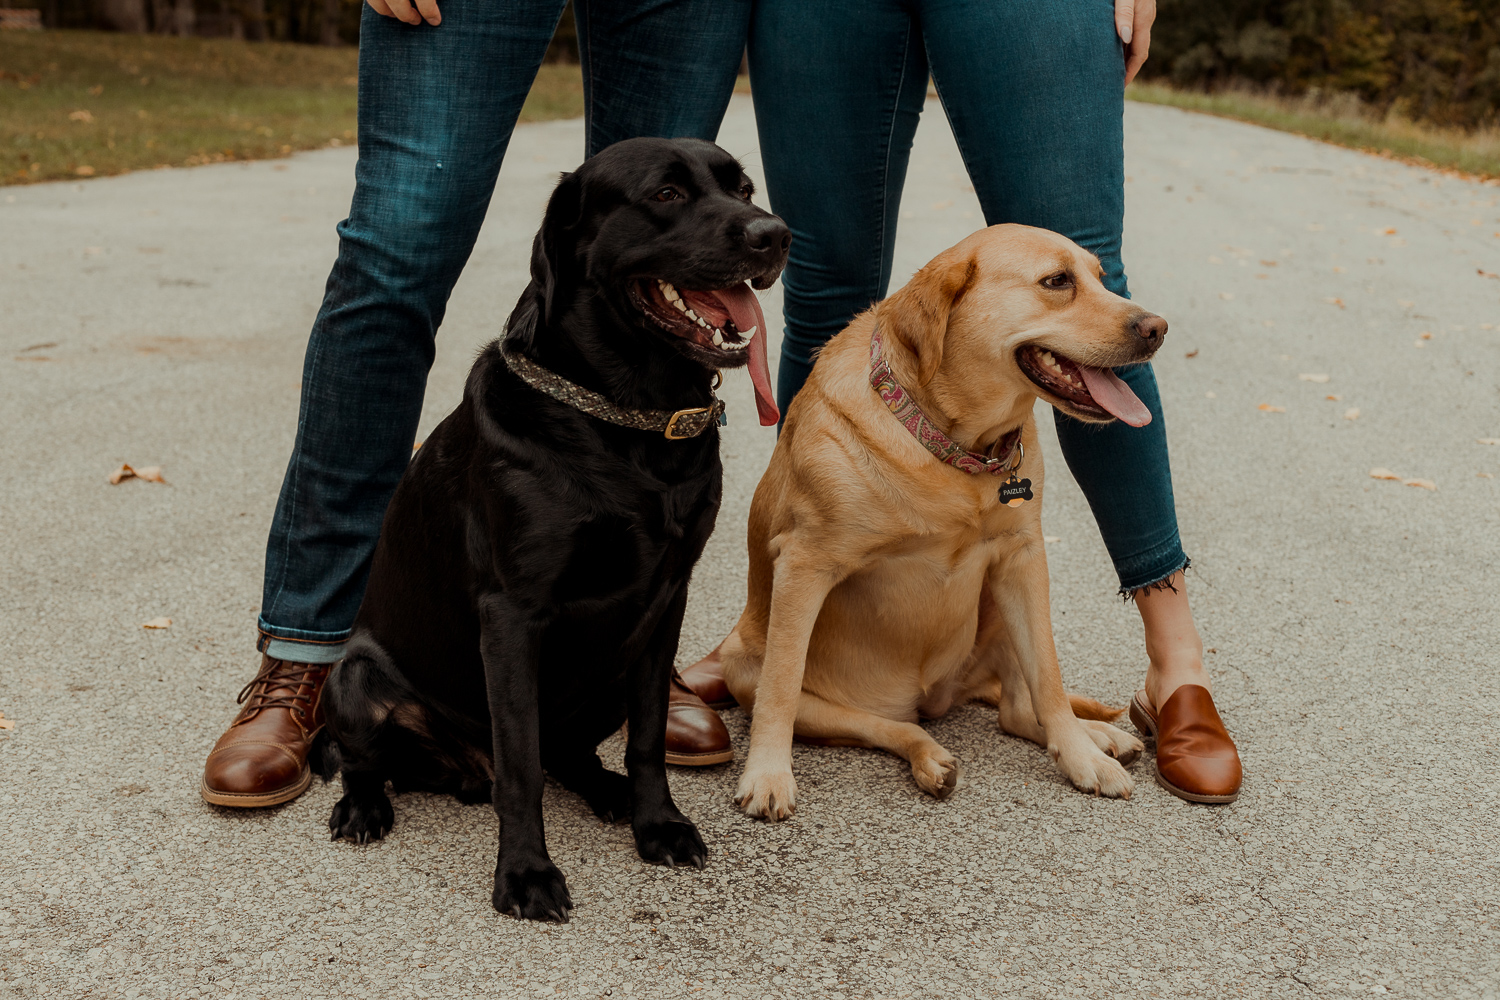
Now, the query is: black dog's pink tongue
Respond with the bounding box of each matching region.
[713,283,780,426]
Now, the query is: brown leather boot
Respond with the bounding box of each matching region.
[665,670,732,766]
[200,654,330,808]
[679,644,736,710]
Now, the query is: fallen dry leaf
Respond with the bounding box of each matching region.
[1419,331,1433,340]
[1205,391,1217,398]
[1479,473,1494,479]
[75,166,95,177]
[1260,260,1278,267]
[1184,349,1199,358]
[1477,438,1499,446]
[1369,468,1402,480]
[69,109,94,123]
[1299,373,1331,383]
[1403,478,1437,491]
[1258,404,1286,412]
[1043,536,1061,543]
[141,617,172,629]
[0,711,13,731]
[1344,408,1361,420]
[1413,340,1427,348]
[108,464,167,485]
[1219,292,1234,301]
[1325,298,1345,308]
[1382,227,1397,235]
[1397,299,1415,308]
[1479,269,1499,280]
[1325,394,1343,401]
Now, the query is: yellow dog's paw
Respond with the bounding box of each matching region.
[734,766,798,822]
[1049,741,1134,799]
[911,747,961,800]
[1080,719,1144,768]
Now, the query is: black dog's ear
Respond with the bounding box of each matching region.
[532,170,585,327]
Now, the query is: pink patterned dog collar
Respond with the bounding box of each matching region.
[868,325,1022,476]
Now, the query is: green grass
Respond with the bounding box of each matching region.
[1127,81,1500,182]
[0,30,584,185]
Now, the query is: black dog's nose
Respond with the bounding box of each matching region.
[1133,313,1167,346]
[745,216,792,254]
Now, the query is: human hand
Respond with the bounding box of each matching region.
[1114,0,1155,85]
[365,0,440,27]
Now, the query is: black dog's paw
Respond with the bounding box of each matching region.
[580,770,632,823]
[492,864,573,923]
[634,819,706,870]
[328,789,394,844]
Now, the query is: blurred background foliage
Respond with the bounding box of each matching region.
[1147,0,1500,127]
[10,0,578,59]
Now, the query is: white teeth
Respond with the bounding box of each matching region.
[721,339,748,351]
[685,308,700,321]
[712,331,724,346]
[738,325,757,342]
[672,299,688,313]
[696,316,709,328]
[660,281,681,303]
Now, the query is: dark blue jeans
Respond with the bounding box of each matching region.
[258,0,750,663]
[748,0,1188,594]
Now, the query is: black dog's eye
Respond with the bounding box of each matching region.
[738,183,754,201]
[653,186,683,203]
[1040,272,1073,290]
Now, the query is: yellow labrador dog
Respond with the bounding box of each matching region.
[722,224,1166,820]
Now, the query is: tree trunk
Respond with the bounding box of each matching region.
[319,0,341,45]
[241,0,266,41]
[171,0,196,35]
[100,0,149,32]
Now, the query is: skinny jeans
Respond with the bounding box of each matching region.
[257,0,751,663]
[748,0,1189,594]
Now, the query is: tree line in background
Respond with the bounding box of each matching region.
[19,0,578,56]
[1149,0,1500,127]
[8,0,1497,129]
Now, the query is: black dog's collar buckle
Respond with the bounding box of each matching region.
[664,401,725,440]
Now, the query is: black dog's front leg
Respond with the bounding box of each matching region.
[478,593,572,922]
[625,583,707,869]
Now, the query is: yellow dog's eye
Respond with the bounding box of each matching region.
[1041,272,1072,290]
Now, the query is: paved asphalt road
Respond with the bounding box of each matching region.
[3,96,1499,1000]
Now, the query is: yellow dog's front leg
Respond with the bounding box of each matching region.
[989,537,1134,799]
[734,540,843,821]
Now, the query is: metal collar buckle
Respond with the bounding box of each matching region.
[664,406,712,440]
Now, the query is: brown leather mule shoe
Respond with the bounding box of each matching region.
[679,645,736,709]
[665,670,732,766]
[200,654,329,808]
[1129,685,1242,804]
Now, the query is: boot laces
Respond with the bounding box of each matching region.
[236,658,324,721]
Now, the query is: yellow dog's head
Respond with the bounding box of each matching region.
[878,224,1165,428]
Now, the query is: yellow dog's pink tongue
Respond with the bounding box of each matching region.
[1078,365,1152,427]
[711,282,780,426]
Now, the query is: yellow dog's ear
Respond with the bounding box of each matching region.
[878,247,977,386]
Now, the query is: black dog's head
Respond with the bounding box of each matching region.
[528,137,790,425]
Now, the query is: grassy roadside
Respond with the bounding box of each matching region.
[0,30,584,185]
[1127,81,1500,182]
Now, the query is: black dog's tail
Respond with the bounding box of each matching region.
[310,729,343,782]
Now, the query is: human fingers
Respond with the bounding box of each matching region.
[364,0,398,17]
[412,0,441,26]
[377,0,422,25]
[1114,0,1135,45]
[1124,20,1152,85]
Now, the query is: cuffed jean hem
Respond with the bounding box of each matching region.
[1118,553,1191,600]
[256,621,350,665]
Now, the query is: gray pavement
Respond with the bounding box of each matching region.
[2,96,1499,1000]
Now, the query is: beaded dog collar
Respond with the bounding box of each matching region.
[501,339,725,440]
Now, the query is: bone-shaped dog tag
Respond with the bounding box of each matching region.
[999,475,1033,507]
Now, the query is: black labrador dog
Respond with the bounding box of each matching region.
[315,137,789,921]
